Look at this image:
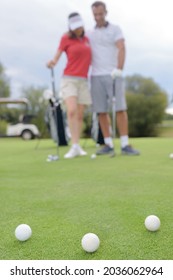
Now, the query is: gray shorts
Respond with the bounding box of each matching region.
[90,75,127,113]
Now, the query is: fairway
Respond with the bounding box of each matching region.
[0,137,173,260]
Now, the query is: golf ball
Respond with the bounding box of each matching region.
[91,154,96,159]
[48,154,53,159]
[144,215,161,232]
[169,153,173,159]
[81,233,100,253]
[15,224,32,241]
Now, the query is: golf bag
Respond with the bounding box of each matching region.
[45,99,69,146]
[45,68,70,146]
[54,103,69,146]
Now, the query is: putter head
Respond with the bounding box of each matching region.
[110,150,116,158]
[46,154,59,162]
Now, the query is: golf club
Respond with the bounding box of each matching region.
[47,67,60,161]
[110,75,116,158]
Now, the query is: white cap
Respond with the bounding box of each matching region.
[69,15,83,31]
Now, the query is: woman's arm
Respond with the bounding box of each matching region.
[47,49,63,68]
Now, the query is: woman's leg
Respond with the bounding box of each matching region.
[77,104,85,138]
[77,104,87,156]
[64,96,79,145]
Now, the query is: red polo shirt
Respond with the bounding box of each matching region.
[58,34,91,78]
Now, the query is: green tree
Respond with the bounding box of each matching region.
[0,62,10,97]
[22,86,49,138]
[125,75,168,137]
[0,63,11,134]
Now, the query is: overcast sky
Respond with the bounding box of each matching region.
[0,0,173,100]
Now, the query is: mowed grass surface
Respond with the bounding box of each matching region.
[0,137,173,260]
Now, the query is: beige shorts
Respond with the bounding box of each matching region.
[60,77,92,105]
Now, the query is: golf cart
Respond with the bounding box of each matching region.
[0,97,40,140]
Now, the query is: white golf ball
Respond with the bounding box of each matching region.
[144,215,161,232]
[169,153,173,159]
[47,154,53,159]
[15,224,32,241]
[81,233,100,253]
[91,154,96,159]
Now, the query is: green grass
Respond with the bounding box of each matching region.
[0,137,173,260]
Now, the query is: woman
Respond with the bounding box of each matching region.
[47,12,92,159]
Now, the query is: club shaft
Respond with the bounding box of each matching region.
[50,68,59,157]
[112,79,116,139]
[51,68,56,98]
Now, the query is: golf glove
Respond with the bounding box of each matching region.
[111,68,123,79]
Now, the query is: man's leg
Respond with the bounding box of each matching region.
[116,110,140,155]
[91,76,114,154]
[116,110,128,136]
[96,113,114,155]
[116,110,129,148]
[115,77,140,155]
[98,113,110,138]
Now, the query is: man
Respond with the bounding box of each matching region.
[88,1,140,155]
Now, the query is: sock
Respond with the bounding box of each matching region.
[72,143,79,149]
[120,135,129,148]
[104,137,113,148]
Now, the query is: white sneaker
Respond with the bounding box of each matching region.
[64,147,80,159]
[78,146,87,156]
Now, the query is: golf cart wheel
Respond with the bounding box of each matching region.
[21,130,34,140]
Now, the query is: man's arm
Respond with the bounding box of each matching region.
[116,39,126,70]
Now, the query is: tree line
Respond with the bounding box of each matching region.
[0,62,168,138]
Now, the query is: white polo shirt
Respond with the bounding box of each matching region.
[87,23,124,76]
